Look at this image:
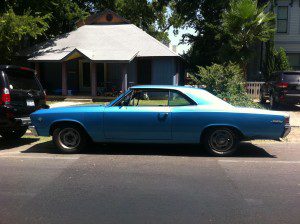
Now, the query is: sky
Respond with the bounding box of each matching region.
[168,25,196,55]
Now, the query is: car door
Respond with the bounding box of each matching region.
[103,89,171,140]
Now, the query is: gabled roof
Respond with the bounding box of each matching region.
[76,9,130,27]
[27,24,179,62]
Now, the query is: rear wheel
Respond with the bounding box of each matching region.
[0,127,27,139]
[53,125,87,153]
[204,128,239,156]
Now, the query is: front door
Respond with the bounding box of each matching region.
[79,61,91,93]
[104,89,171,140]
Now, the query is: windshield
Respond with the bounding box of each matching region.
[283,73,300,82]
[5,69,41,91]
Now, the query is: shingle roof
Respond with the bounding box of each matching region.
[27,24,179,62]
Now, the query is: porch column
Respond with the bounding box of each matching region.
[34,62,40,80]
[62,61,67,96]
[173,58,179,86]
[90,62,97,97]
[121,63,128,93]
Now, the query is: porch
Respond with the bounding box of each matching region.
[34,56,182,97]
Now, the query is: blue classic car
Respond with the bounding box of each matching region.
[29,86,291,156]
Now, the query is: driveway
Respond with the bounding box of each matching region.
[0,138,299,224]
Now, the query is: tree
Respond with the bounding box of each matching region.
[263,41,291,80]
[171,0,230,69]
[0,9,50,63]
[2,0,88,38]
[192,63,261,107]
[219,0,275,76]
[275,48,291,71]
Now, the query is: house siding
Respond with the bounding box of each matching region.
[40,62,62,94]
[274,0,300,69]
[151,57,177,85]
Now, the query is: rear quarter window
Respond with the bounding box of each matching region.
[5,69,41,91]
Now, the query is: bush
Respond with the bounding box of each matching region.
[193,63,262,108]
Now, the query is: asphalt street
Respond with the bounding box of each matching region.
[0,138,299,224]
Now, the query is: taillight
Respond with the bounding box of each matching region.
[277,82,288,88]
[285,117,290,124]
[0,88,11,105]
[20,67,32,71]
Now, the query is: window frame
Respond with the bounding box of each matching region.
[111,89,197,107]
[276,6,289,34]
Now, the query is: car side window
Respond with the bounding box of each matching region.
[128,90,169,107]
[169,91,193,106]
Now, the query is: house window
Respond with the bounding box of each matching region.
[287,53,300,70]
[277,6,288,33]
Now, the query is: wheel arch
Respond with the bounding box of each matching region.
[49,119,90,139]
[200,124,246,143]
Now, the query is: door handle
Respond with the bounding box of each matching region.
[158,112,168,121]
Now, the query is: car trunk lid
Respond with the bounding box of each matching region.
[282,72,300,94]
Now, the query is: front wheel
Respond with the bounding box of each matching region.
[0,127,27,140]
[53,125,87,153]
[204,128,239,156]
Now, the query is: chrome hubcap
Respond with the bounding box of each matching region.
[209,130,234,152]
[58,128,80,149]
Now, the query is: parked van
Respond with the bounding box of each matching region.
[0,65,48,139]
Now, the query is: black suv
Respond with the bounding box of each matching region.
[260,71,300,109]
[0,65,48,139]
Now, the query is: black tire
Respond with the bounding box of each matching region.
[0,127,27,140]
[52,125,87,154]
[204,127,239,157]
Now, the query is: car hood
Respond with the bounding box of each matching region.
[31,104,104,115]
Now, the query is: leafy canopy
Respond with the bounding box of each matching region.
[0,9,50,63]
[193,63,261,108]
[219,0,275,68]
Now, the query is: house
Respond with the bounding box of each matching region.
[247,0,300,81]
[26,9,184,96]
[274,0,300,70]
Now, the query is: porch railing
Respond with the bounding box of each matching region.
[246,82,264,99]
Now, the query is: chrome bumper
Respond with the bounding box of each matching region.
[16,117,31,126]
[28,125,38,137]
[281,125,291,138]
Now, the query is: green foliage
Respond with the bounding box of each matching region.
[0,0,176,63]
[219,0,275,73]
[1,0,88,37]
[193,63,261,108]
[171,0,230,68]
[263,41,291,80]
[74,0,174,44]
[275,48,291,71]
[0,9,50,63]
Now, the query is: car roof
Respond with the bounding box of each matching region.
[0,65,35,72]
[130,85,203,92]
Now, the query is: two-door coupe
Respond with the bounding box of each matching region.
[29,86,291,156]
